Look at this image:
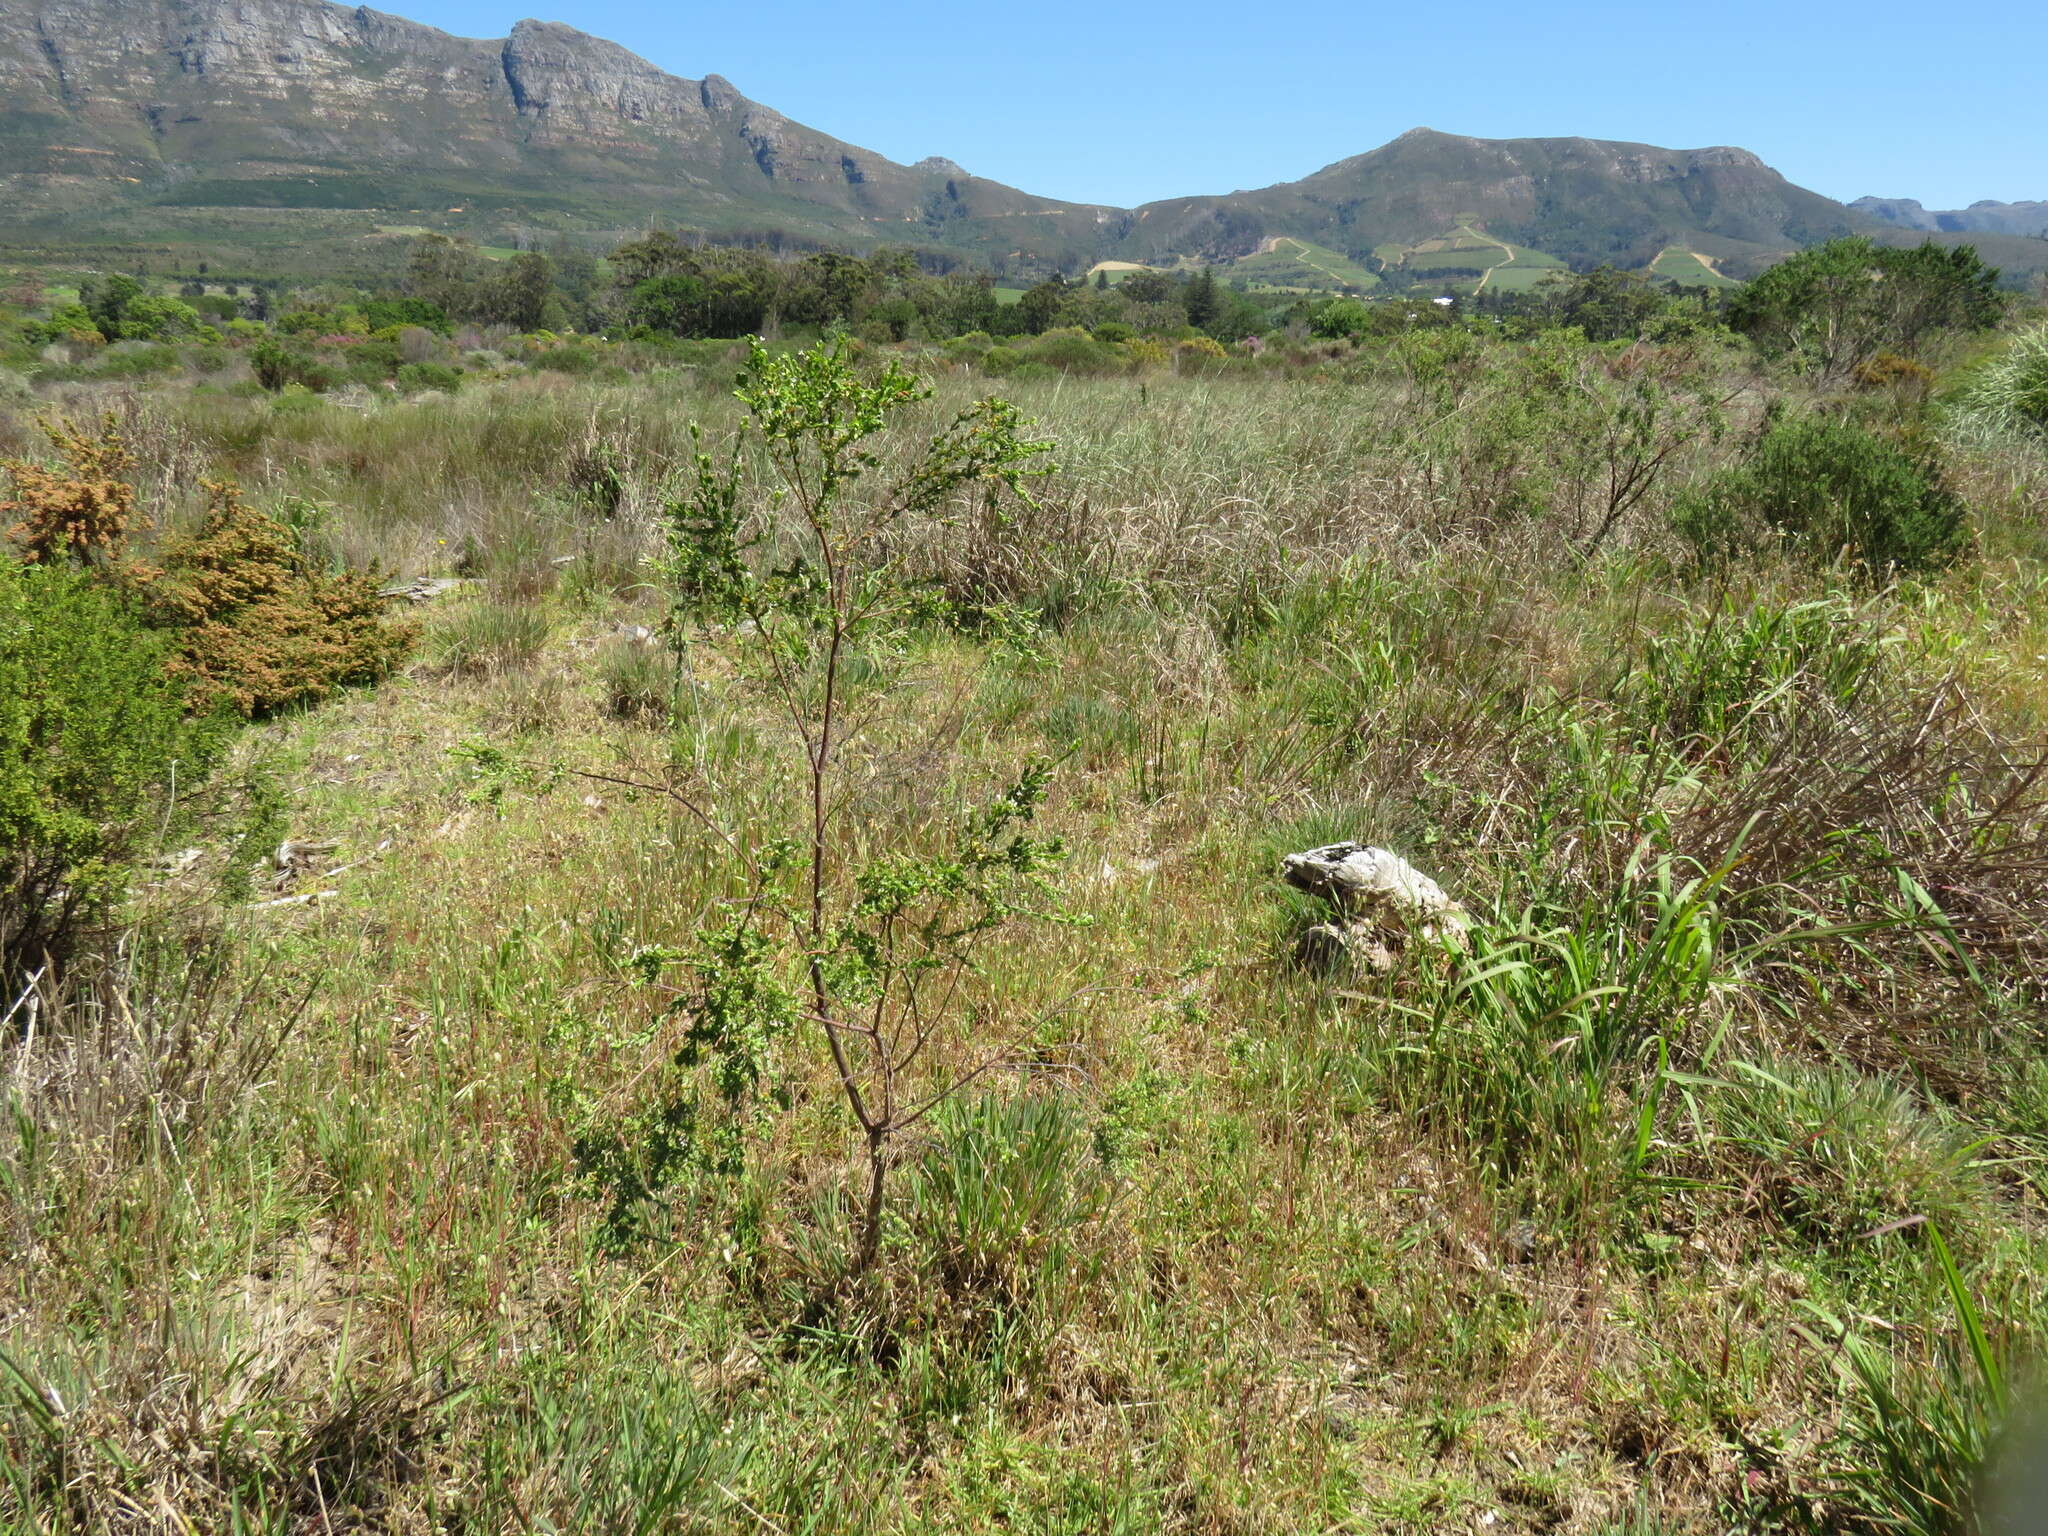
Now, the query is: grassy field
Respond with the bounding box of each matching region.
[1649,249,1741,289]
[4,323,2048,1532]
[1227,240,1381,293]
[1373,226,1570,296]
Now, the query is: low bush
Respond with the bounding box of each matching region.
[2,414,142,567]
[1020,327,1119,374]
[0,563,227,981]
[250,336,332,392]
[147,480,417,715]
[531,343,598,375]
[1672,413,1969,575]
[395,360,463,394]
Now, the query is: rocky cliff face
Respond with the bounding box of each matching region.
[0,0,1938,280]
[0,0,1108,258]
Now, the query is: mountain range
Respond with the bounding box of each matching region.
[1851,197,2048,238]
[1,0,2041,288]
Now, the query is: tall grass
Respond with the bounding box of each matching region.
[4,346,2047,1530]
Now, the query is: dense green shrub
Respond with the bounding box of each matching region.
[1020,327,1119,373]
[1727,237,2003,380]
[115,295,202,342]
[531,343,598,375]
[66,342,183,380]
[362,296,451,334]
[250,337,336,392]
[395,361,463,394]
[942,331,994,361]
[1673,414,1970,574]
[0,563,226,981]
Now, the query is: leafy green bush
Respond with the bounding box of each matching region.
[1672,414,1969,574]
[1310,298,1373,339]
[530,343,598,375]
[0,563,227,980]
[249,337,336,392]
[395,361,462,394]
[1727,237,2003,380]
[1020,327,1119,373]
[64,342,182,380]
[942,331,994,361]
[362,297,450,335]
[115,295,202,342]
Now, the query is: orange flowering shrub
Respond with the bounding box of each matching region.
[148,480,416,716]
[0,414,145,566]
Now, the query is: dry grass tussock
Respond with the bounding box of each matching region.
[2,354,2047,1533]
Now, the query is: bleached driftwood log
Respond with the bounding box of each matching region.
[1281,842,1468,972]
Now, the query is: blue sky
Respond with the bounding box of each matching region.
[398,1,2044,210]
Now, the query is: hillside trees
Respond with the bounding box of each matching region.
[405,235,565,329]
[1729,237,2002,379]
[78,273,143,342]
[1543,264,1670,342]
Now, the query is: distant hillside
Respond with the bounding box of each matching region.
[1108,129,1868,279]
[1853,196,2048,238]
[0,2,2039,290]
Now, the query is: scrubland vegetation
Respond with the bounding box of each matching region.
[4,234,2048,1533]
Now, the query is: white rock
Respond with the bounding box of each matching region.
[1281,842,1467,971]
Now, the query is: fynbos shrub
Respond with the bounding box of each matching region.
[147,480,416,716]
[0,563,227,980]
[1,414,143,567]
[1673,414,1969,574]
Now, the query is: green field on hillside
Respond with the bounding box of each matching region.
[1226,238,1380,292]
[1369,225,1571,295]
[1650,247,1741,288]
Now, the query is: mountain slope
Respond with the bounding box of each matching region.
[1853,196,2048,238]
[0,0,1114,266]
[1112,129,1867,278]
[1,1,2027,289]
